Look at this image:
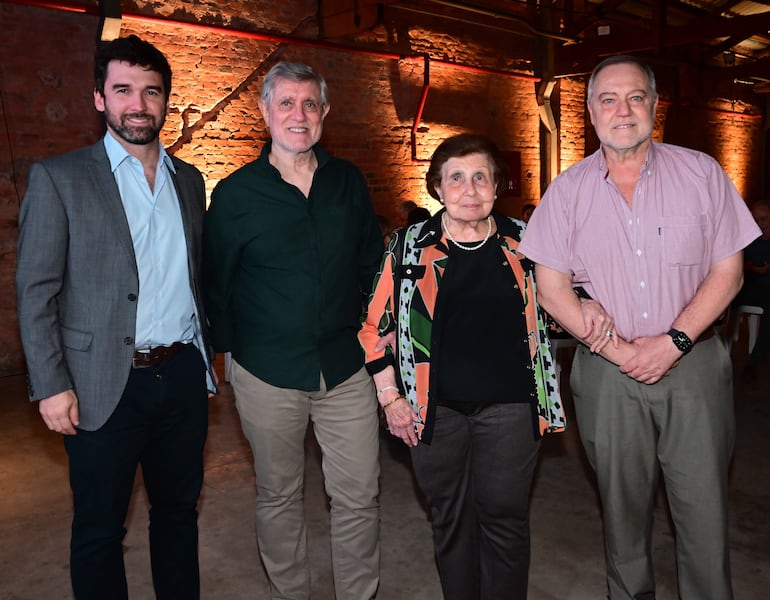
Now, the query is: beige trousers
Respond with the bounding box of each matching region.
[231,361,381,600]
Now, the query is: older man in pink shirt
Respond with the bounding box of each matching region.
[519,55,759,600]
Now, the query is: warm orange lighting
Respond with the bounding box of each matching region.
[707,103,761,200]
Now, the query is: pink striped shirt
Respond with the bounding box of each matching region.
[518,142,760,341]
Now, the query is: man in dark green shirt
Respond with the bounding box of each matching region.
[203,62,383,600]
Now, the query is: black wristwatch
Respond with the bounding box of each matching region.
[667,328,693,354]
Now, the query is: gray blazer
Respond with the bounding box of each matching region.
[16,140,214,431]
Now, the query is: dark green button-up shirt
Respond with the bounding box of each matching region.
[203,142,384,391]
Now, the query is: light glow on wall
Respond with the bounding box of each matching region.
[708,105,761,200]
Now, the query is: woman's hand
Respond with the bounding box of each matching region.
[372,366,418,447]
[579,298,618,353]
[382,396,418,447]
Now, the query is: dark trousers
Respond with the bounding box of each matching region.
[64,344,208,600]
[410,403,540,600]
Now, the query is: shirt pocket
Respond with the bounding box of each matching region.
[660,214,707,267]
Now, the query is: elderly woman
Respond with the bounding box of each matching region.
[359,134,612,599]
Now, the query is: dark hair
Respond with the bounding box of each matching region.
[94,35,172,100]
[587,55,657,104]
[261,62,329,108]
[425,134,507,201]
[406,207,432,225]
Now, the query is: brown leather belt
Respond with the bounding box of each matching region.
[132,342,187,369]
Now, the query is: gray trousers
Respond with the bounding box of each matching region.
[571,336,734,600]
[231,361,381,600]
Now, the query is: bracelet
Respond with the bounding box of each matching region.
[376,386,399,399]
[381,396,403,410]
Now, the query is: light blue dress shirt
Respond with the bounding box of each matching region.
[103,132,197,349]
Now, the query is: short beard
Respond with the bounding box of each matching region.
[105,110,164,145]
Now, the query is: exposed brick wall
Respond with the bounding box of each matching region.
[558,77,586,171]
[661,99,760,201]
[1,4,105,372]
[0,0,764,371]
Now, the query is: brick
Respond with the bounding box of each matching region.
[0,1,763,371]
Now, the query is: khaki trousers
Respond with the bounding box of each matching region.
[571,336,734,600]
[231,361,381,600]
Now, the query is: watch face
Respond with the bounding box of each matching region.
[668,329,693,353]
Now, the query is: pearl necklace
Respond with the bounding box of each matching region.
[441,213,492,251]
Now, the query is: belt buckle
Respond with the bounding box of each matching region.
[132,349,152,369]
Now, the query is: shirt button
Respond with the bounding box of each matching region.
[406,268,412,275]
[636,249,642,256]
[643,312,648,319]
[127,293,137,301]
[640,281,646,288]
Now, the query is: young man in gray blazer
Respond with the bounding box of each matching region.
[16,35,215,599]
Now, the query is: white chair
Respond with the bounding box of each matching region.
[729,305,764,354]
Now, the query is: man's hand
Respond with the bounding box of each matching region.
[619,335,681,384]
[374,331,397,353]
[39,390,80,435]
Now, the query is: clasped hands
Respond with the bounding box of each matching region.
[580,299,679,385]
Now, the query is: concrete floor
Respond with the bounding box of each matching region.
[1,340,768,599]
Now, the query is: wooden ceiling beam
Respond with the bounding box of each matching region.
[663,13,770,47]
[554,12,770,76]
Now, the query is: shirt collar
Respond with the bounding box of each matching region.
[258,140,330,176]
[597,140,655,178]
[103,132,175,174]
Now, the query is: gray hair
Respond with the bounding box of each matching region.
[587,55,657,104]
[261,61,329,108]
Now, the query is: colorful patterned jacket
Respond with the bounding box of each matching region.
[359,210,564,444]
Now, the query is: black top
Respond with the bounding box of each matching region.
[436,234,535,410]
